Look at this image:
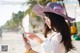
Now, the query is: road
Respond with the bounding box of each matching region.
[0,32,80,53]
[0,32,25,53]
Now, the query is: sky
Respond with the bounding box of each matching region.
[0,0,28,27]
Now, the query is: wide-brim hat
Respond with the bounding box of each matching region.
[32,2,75,21]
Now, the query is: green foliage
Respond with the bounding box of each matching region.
[76,22,80,34]
[25,0,60,18]
[3,0,61,30]
[25,0,52,21]
[4,11,25,29]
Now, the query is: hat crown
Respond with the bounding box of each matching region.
[46,2,63,10]
[46,2,64,15]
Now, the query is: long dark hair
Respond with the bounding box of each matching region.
[44,12,74,52]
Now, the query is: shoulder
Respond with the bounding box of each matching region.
[52,32,62,38]
[51,32,62,43]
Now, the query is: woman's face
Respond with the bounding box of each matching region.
[44,16,51,29]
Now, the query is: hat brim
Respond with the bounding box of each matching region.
[32,4,75,21]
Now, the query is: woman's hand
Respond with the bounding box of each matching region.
[25,43,31,51]
[26,33,43,44]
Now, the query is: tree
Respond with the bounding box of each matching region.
[25,0,61,19]
[12,11,24,26]
[4,11,25,30]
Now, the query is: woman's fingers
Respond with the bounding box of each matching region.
[24,33,43,44]
[28,35,35,40]
[25,33,37,40]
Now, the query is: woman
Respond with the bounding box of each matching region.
[25,2,75,53]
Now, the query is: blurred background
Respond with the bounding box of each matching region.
[0,0,80,53]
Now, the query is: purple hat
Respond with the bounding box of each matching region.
[32,2,75,21]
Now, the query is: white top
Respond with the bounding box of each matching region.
[40,32,66,53]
